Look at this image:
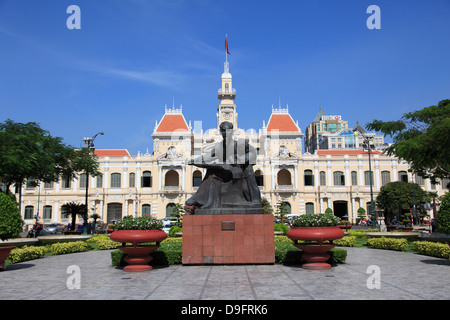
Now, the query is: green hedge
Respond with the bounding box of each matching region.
[412,241,450,259]
[49,241,89,255]
[367,237,407,251]
[8,246,48,263]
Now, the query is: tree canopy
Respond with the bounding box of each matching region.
[0,119,100,193]
[366,99,450,187]
[376,181,428,224]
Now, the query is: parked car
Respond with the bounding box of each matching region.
[160,217,178,226]
[44,223,65,234]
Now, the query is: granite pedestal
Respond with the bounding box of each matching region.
[182,214,274,265]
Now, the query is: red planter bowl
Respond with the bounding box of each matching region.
[110,230,167,272]
[287,227,344,244]
[110,229,167,246]
[0,246,15,271]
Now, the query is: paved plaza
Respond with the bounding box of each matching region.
[1,246,449,301]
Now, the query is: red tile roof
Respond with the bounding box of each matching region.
[266,114,299,132]
[94,149,131,157]
[156,114,189,133]
[317,150,382,155]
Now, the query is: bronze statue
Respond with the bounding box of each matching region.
[186,121,262,214]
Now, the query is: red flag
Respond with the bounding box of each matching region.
[225,36,230,55]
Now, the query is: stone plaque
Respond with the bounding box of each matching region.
[221,221,235,231]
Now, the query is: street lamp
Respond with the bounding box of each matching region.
[82,131,104,235]
[354,130,377,230]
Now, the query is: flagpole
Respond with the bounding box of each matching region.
[225,34,228,63]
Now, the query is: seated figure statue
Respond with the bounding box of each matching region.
[185,121,262,214]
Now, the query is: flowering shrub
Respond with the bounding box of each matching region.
[112,215,163,230]
[184,205,194,214]
[291,213,341,227]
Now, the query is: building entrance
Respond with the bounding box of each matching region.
[333,201,348,219]
[107,203,122,224]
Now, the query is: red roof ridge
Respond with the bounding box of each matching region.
[155,113,190,133]
[266,113,300,132]
[94,149,131,157]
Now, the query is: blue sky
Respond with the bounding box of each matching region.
[1,0,449,155]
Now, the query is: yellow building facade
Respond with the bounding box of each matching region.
[17,61,448,229]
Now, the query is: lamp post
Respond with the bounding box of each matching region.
[82,132,104,235]
[354,130,376,230]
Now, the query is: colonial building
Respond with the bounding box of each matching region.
[16,60,448,229]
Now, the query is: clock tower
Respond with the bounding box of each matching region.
[217,60,237,128]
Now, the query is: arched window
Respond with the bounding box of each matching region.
[61,175,71,189]
[142,204,151,216]
[24,206,34,220]
[305,202,315,214]
[277,169,291,185]
[96,173,103,188]
[166,203,176,217]
[320,171,326,186]
[165,170,179,186]
[351,171,358,186]
[43,205,52,220]
[193,170,202,187]
[141,171,152,188]
[333,171,345,186]
[254,170,264,187]
[365,171,374,186]
[79,173,87,188]
[304,169,314,186]
[381,171,391,186]
[61,205,70,219]
[398,171,408,182]
[129,172,135,188]
[111,173,121,188]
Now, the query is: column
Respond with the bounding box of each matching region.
[327,161,332,186]
[294,165,298,189]
[158,165,162,191]
[375,160,380,190]
[319,197,324,213]
[54,200,59,223]
[99,200,104,222]
[351,197,356,223]
[345,160,350,187]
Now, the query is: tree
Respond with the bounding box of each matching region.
[261,198,273,215]
[376,181,428,225]
[275,201,289,220]
[62,202,86,231]
[0,192,23,240]
[436,192,450,234]
[366,99,450,187]
[0,119,100,212]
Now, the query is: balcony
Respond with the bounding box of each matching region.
[163,186,181,194]
[275,184,295,193]
[218,88,236,99]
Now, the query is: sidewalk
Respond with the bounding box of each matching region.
[0,247,449,300]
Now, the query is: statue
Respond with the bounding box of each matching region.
[185,121,262,214]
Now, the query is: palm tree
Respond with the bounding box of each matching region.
[62,202,86,231]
